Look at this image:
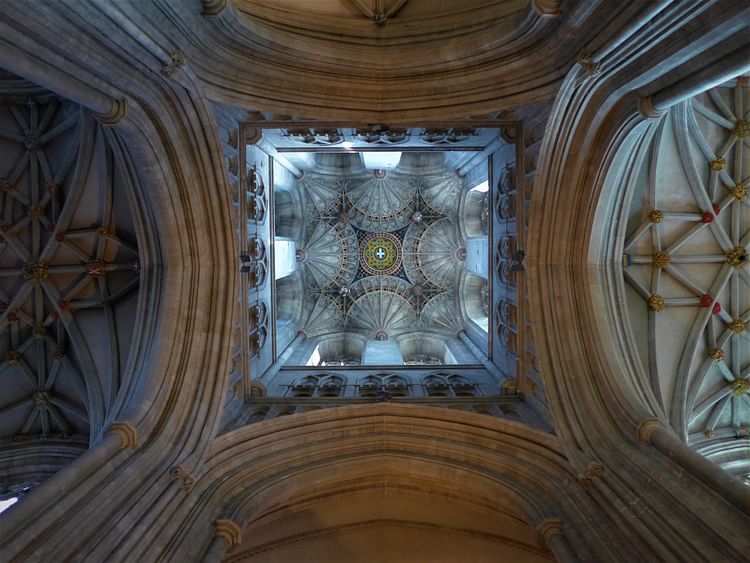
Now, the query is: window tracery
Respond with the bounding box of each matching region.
[496,235,517,287]
[357,373,409,397]
[248,301,268,358]
[422,373,476,397]
[289,374,345,397]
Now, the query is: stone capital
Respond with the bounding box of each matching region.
[637,417,663,444]
[637,96,665,120]
[535,518,563,548]
[215,518,242,549]
[107,421,138,449]
[96,98,128,126]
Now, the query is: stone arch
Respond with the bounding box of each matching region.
[397,333,452,365]
[166,406,602,562]
[460,271,489,335]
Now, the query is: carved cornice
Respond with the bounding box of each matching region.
[577,461,605,491]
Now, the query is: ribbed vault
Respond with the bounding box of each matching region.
[618,82,750,479]
[279,152,484,358]
[0,78,145,459]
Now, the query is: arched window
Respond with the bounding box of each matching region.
[462,272,489,334]
[306,335,364,366]
[384,374,408,397]
[399,333,454,365]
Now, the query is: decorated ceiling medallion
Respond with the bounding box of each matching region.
[360,232,402,276]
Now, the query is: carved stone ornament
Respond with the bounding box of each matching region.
[170,464,197,492]
[181,474,196,492]
[169,465,187,480]
[161,51,185,78]
[647,294,665,312]
[652,251,671,268]
[577,474,593,491]
[587,461,605,477]
[576,50,600,77]
[648,209,664,223]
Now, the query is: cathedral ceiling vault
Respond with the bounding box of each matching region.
[526,2,749,557]
[0,1,749,562]
[285,154,479,344]
[619,84,749,460]
[0,84,143,451]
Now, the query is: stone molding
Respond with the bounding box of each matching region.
[145,0,613,119]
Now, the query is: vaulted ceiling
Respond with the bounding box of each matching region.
[619,82,749,478]
[274,151,488,361]
[0,73,147,491]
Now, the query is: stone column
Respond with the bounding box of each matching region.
[536,518,579,562]
[202,519,242,562]
[637,418,750,517]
